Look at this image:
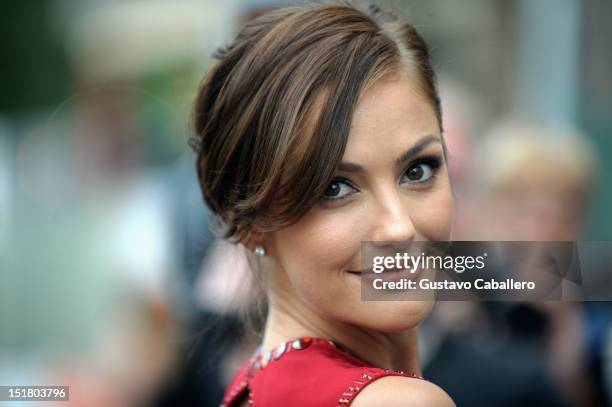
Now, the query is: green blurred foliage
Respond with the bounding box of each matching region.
[0,0,70,115]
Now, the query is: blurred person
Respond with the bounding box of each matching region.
[59,2,265,406]
[425,122,607,407]
[419,119,572,405]
[2,1,230,405]
[476,122,597,242]
[10,121,181,407]
[190,2,455,406]
[61,3,238,406]
[477,122,606,406]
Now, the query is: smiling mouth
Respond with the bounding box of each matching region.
[347,267,425,279]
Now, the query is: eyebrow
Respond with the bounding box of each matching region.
[337,134,442,173]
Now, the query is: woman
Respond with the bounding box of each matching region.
[191,1,455,405]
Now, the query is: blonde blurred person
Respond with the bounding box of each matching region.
[476,122,597,241]
[476,122,601,406]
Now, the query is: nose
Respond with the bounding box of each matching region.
[370,193,417,244]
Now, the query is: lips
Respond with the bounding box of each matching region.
[348,266,425,282]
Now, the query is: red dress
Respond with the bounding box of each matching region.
[221,337,423,406]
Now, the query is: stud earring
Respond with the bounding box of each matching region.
[254,245,266,257]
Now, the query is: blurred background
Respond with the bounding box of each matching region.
[1,0,611,406]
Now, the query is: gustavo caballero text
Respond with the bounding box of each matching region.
[373,278,536,291]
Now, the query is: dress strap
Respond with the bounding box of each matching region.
[221,337,424,407]
[335,367,424,406]
[221,337,327,406]
[220,356,251,407]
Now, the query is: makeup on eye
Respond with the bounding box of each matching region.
[320,153,444,202]
[335,134,442,174]
[321,177,358,201]
[400,155,442,185]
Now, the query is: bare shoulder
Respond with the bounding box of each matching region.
[351,376,455,407]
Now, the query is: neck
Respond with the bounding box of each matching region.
[262,289,422,375]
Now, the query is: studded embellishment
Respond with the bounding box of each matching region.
[291,336,312,350]
[261,351,272,368]
[334,368,424,407]
[273,341,287,360]
[221,377,250,407]
[249,337,324,374]
[248,390,254,405]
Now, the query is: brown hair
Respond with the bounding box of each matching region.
[190,1,442,242]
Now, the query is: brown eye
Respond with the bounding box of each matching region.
[324,181,341,197]
[322,179,356,201]
[402,160,438,184]
[406,165,425,181]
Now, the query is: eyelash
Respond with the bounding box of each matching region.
[320,155,443,203]
[401,156,442,185]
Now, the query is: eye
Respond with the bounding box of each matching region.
[401,157,441,184]
[322,179,357,201]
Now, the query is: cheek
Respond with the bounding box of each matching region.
[268,206,366,320]
[270,205,363,282]
[413,176,454,240]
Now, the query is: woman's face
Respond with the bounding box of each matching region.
[265,72,453,332]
